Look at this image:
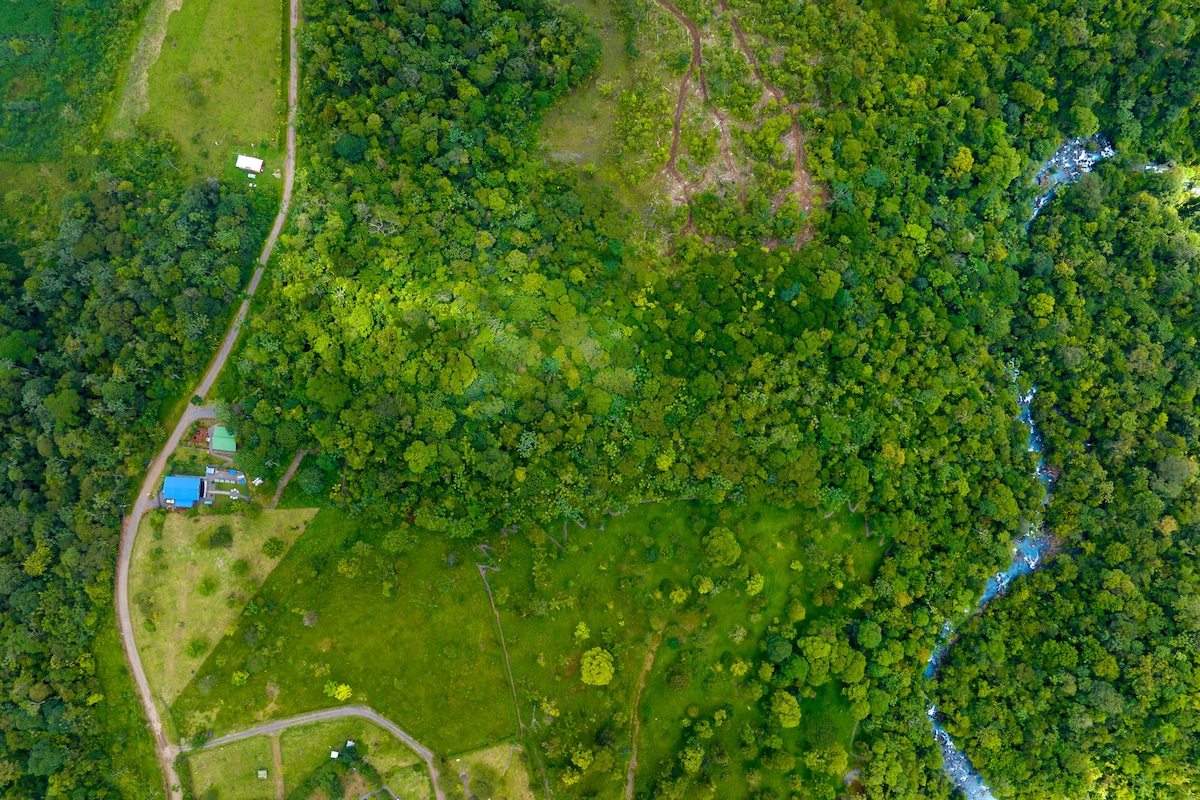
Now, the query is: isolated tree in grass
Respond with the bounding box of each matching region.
[770,691,801,728]
[261,536,286,558]
[581,647,614,686]
[703,527,741,567]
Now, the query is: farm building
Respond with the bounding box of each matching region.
[236,154,264,173]
[162,475,205,509]
[211,425,237,453]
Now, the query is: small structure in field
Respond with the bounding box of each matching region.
[257,769,268,780]
[211,425,237,453]
[162,475,204,509]
[236,154,264,173]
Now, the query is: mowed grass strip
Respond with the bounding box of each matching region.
[280,718,430,799]
[171,509,515,755]
[140,0,284,174]
[130,507,318,707]
[181,735,276,800]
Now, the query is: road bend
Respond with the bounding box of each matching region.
[113,0,299,796]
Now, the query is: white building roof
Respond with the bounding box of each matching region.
[236,154,265,172]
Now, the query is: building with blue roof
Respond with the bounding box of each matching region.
[162,475,205,508]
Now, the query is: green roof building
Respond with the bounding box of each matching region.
[211,425,237,453]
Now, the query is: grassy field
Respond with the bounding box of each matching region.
[182,735,277,800]
[281,718,431,799]
[488,501,885,799]
[130,507,318,709]
[454,742,535,800]
[93,619,163,800]
[171,509,515,755]
[137,0,284,175]
[541,0,635,166]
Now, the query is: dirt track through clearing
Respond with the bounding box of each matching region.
[716,0,814,222]
[624,628,665,800]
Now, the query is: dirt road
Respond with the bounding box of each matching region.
[113,0,300,796]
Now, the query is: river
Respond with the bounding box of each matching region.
[924,136,1113,799]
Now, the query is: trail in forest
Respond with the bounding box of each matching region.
[270,449,309,508]
[624,628,665,800]
[652,0,706,208]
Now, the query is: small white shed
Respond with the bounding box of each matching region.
[236,154,265,173]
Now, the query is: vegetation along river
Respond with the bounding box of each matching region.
[924,137,1114,800]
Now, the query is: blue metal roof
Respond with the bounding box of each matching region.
[163,475,203,508]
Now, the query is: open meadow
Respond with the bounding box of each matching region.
[170,509,515,755]
[136,0,285,174]
[165,499,885,798]
[130,507,318,712]
[487,501,885,799]
[182,734,276,800]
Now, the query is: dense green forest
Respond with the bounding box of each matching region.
[0,140,273,797]
[210,0,1200,795]
[1,0,1199,795]
[936,167,1200,798]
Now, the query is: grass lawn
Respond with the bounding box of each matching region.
[130,507,318,710]
[453,742,535,800]
[171,509,515,755]
[138,0,284,175]
[281,718,431,799]
[487,501,886,799]
[181,735,276,800]
[93,618,162,799]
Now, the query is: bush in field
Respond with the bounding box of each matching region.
[206,524,233,549]
[261,536,286,558]
[580,647,614,686]
[703,527,741,567]
[770,691,801,728]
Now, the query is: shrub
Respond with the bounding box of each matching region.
[206,524,233,549]
[580,647,614,686]
[261,536,286,558]
[703,527,741,566]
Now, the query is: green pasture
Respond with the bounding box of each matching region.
[181,735,276,800]
[130,507,317,709]
[171,508,515,755]
[453,742,535,800]
[541,0,636,168]
[139,0,284,174]
[488,501,885,798]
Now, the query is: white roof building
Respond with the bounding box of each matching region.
[236,154,265,173]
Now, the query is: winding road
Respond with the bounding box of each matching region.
[111,0,305,796]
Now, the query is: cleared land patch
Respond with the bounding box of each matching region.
[137,0,284,174]
[540,0,640,188]
[454,742,535,800]
[130,507,317,707]
[182,734,276,800]
[171,509,514,755]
